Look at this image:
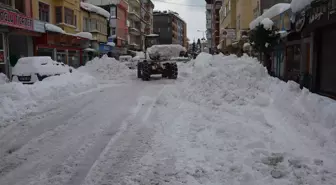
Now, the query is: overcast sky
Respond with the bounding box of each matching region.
[152,0,206,42]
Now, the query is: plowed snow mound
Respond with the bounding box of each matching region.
[78,55,132,81]
[147,44,186,60]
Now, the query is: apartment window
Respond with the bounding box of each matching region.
[15,0,24,13]
[55,7,62,23]
[111,27,116,35]
[39,2,50,22]
[110,6,116,18]
[91,19,97,30]
[83,17,90,31]
[64,7,74,25]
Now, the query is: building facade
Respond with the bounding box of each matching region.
[219,0,237,49]
[205,0,222,52]
[128,0,141,50]
[0,0,35,76]
[140,0,154,50]
[153,11,187,48]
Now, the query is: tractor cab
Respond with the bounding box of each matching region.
[145,34,160,51]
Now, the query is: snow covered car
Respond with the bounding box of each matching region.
[11,56,73,84]
[119,55,136,69]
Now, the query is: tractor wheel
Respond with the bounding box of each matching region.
[141,62,151,81]
[162,63,170,78]
[169,63,178,79]
[137,63,142,78]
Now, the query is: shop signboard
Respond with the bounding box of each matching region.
[0,8,33,31]
[33,20,45,33]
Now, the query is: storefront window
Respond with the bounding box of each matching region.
[0,33,5,74]
[56,50,67,64]
[68,51,80,68]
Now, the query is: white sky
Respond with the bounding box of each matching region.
[152,0,206,42]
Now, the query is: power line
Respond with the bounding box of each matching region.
[152,0,205,7]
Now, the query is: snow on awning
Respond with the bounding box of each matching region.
[261,18,274,30]
[290,0,313,13]
[84,48,97,52]
[249,3,290,30]
[80,2,110,18]
[45,23,65,34]
[146,34,159,37]
[74,32,93,40]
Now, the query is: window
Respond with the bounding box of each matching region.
[91,19,97,30]
[111,27,116,35]
[83,17,90,31]
[0,0,12,6]
[110,6,116,18]
[15,0,24,13]
[64,7,74,25]
[55,7,62,23]
[39,2,50,22]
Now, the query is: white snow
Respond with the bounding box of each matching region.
[0,71,97,126]
[142,53,336,185]
[106,42,115,47]
[291,0,313,13]
[250,3,290,30]
[146,34,159,37]
[12,57,71,76]
[261,18,274,30]
[80,2,110,18]
[147,44,186,60]
[45,23,65,34]
[0,73,8,84]
[75,32,93,40]
[78,55,132,81]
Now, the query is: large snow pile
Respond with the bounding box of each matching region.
[78,55,132,81]
[0,71,97,126]
[147,44,186,60]
[291,0,312,13]
[142,53,336,185]
[0,73,8,84]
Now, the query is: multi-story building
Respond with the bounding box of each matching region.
[32,0,94,67]
[0,0,35,75]
[219,0,236,49]
[140,0,154,50]
[87,0,129,55]
[205,0,222,52]
[153,11,187,48]
[128,0,141,50]
[80,2,110,56]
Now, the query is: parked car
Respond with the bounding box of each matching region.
[119,55,136,69]
[11,56,73,84]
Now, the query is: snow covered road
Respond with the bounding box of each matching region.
[0,81,169,185]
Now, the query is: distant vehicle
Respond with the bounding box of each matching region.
[137,34,186,81]
[119,55,136,69]
[11,56,73,84]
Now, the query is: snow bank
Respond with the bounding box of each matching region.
[147,44,186,60]
[148,54,336,185]
[78,55,132,81]
[0,73,8,84]
[291,0,312,13]
[0,71,97,126]
[80,2,110,18]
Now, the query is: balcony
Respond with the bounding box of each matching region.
[206,23,211,29]
[129,27,141,36]
[129,0,140,7]
[206,4,212,10]
[128,11,141,22]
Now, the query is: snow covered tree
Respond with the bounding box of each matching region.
[249,18,280,71]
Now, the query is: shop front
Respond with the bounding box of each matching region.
[0,6,34,75]
[299,0,336,98]
[34,31,90,68]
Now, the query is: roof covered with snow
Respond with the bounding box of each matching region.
[45,23,65,34]
[80,2,110,18]
[249,3,290,30]
[290,0,313,13]
[74,32,93,40]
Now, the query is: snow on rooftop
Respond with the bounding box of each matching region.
[249,3,290,30]
[45,23,65,34]
[290,0,313,13]
[146,34,159,37]
[80,2,110,18]
[75,32,93,40]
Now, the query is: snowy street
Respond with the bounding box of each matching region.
[1,54,336,185]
